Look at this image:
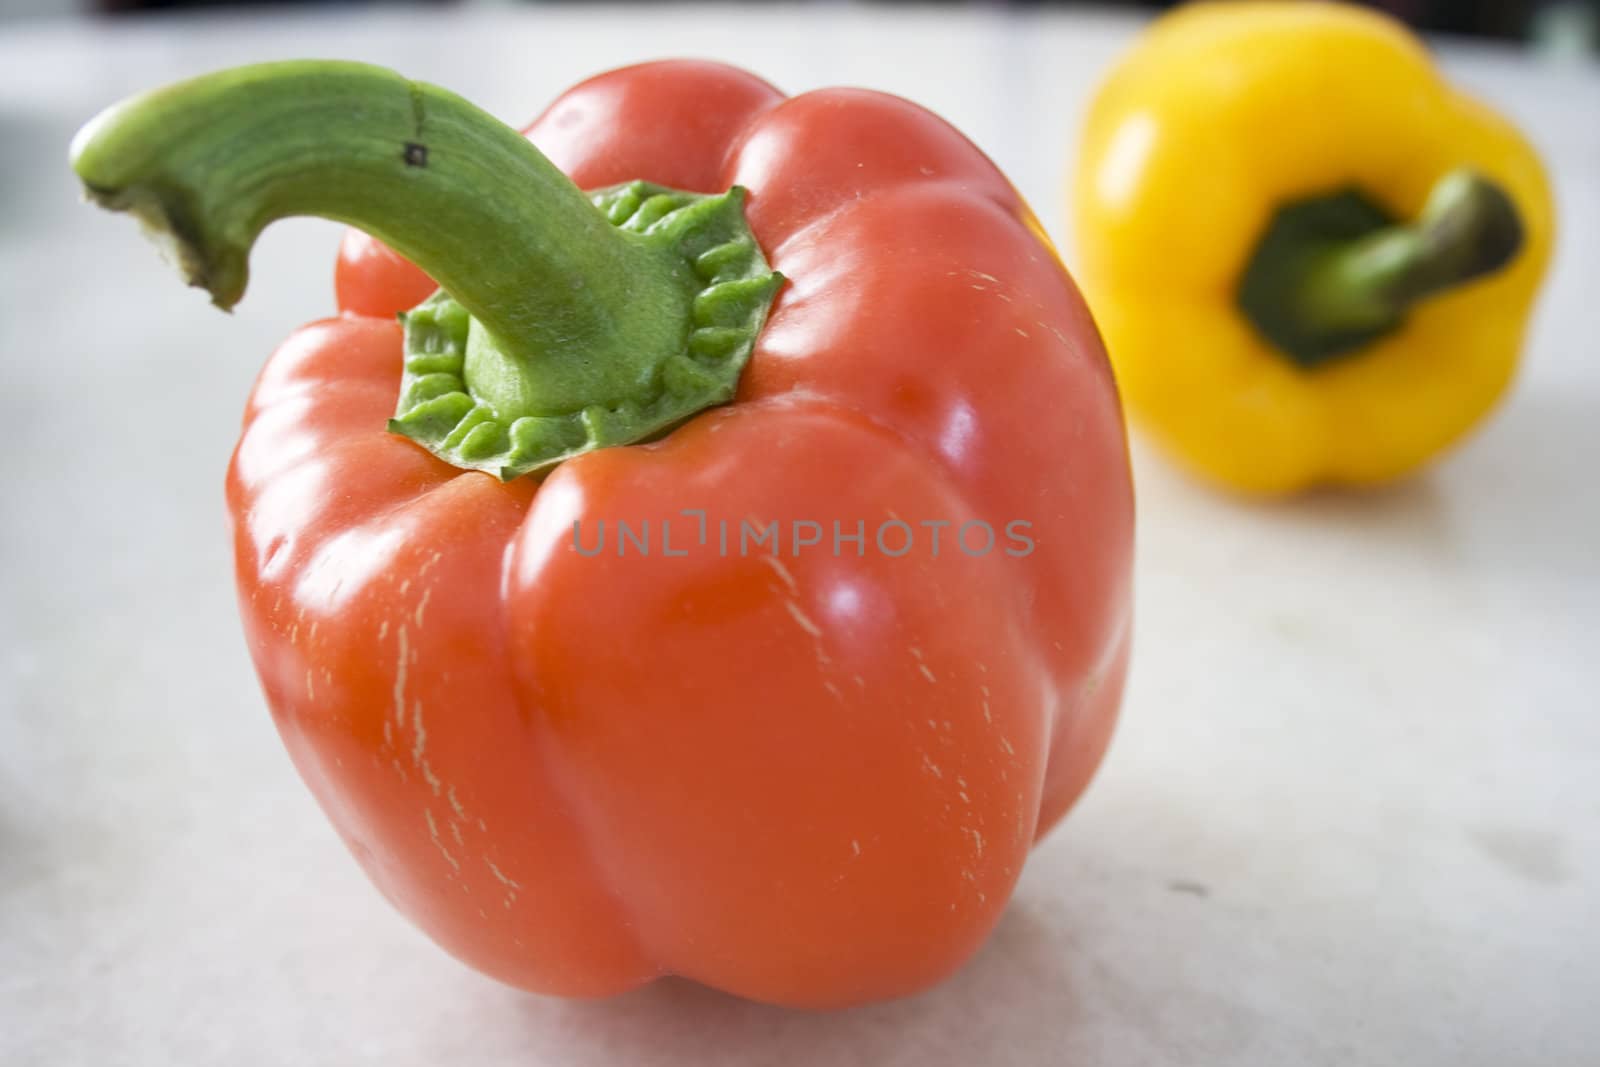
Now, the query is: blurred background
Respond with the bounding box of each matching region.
[0,0,1596,56]
[2,2,1597,1066]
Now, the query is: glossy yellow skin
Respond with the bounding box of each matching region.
[1073,2,1553,493]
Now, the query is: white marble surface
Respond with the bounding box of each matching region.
[2,5,1598,1064]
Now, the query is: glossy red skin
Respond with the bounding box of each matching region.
[232,61,1133,1008]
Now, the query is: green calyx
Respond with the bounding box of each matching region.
[69,60,781,480]
[392,183,781,478]
[1237,168,1525,369]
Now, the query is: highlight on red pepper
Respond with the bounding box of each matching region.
[70,59,1134,1008]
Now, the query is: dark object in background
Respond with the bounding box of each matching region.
[1079,0,1592,43]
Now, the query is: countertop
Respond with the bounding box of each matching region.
[2,5,1597,1064]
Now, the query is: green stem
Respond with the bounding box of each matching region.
[72,61,655,371]
[70,61,781,478]
[1237,169,1525,368]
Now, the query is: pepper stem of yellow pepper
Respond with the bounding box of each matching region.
[1238,169,1524,369]
[68,60,781,479]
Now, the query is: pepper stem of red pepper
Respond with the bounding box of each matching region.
[70,60,781,479]
[1237,169,1524,369]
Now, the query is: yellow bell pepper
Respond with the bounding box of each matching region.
[1073,1,1553,494]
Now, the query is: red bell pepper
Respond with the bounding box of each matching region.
[72,59,1133,1007]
